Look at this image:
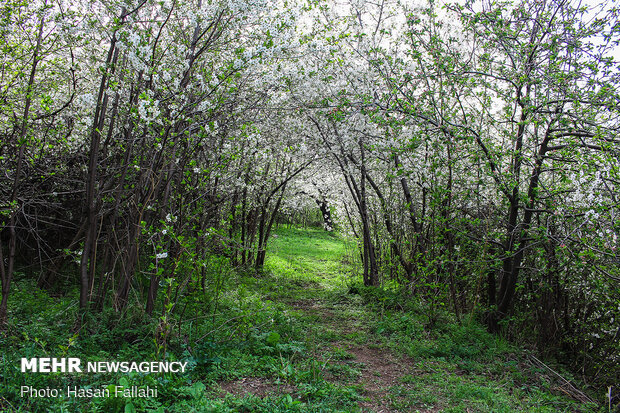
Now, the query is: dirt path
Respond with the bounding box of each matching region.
[214,229,597,413]
[288,296,421,412]
[214,228,442,411]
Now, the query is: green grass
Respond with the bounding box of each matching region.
[265,226,358,287]
[1,226,604,412]
[261,227,601,412]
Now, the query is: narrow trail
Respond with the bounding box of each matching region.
[218,227,432,412]
[214,227,596,412]
[217,289,417,411]
[287,295,420,413]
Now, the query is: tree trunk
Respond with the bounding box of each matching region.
[79,25,123,313]
[0,13,45,327]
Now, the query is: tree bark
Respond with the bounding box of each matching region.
[0,12,45,326]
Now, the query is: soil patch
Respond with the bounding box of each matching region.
[219,377,296,398]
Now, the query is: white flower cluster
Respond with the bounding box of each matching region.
[137,99,161,123]
[76,93,96,110]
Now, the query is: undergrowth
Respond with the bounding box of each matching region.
[0,226,608,412]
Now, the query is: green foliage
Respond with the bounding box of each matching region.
[2,227,605,412]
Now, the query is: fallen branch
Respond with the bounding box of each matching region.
[527,354,595,405]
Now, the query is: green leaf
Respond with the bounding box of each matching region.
[266,332,281,346]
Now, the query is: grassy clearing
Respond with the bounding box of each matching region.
[1,227,603,412]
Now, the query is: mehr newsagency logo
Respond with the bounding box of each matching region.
[19,357,188,399]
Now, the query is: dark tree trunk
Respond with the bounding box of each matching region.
[316,200,333,230]
[0,13,45,327]
[80,22,124,313]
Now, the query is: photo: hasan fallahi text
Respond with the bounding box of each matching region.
[21,385,157,398]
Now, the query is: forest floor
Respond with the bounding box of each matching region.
[2,227,603,412]
[210,227,601,412]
